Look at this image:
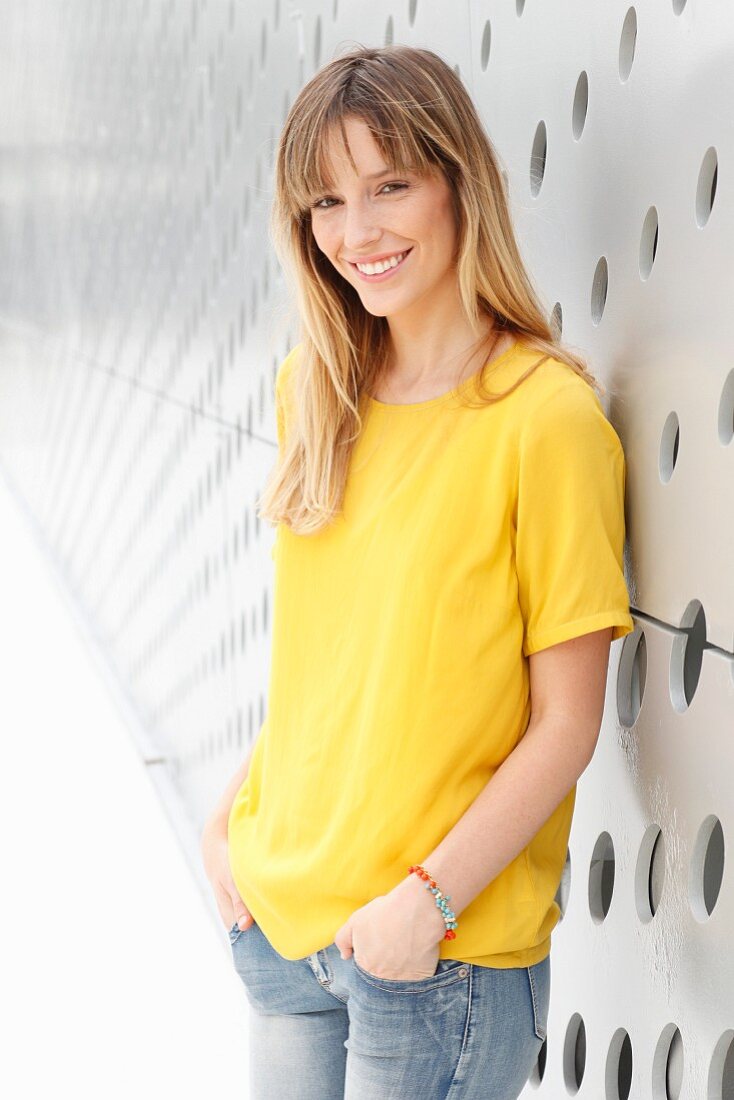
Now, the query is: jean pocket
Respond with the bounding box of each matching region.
[526,957,550,1041]
[228,919,255,945]
[352,955,469,993]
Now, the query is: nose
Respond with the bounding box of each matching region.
[342,201,382,254]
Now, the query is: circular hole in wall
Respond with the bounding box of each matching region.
[659,411,680,482]
[563,1013,586,1093]
[709,1029,734,1100]
[528,1036,547,1085]
[690,815,725,921]
[480,21,492,70]
[605,1029,633,1100]
[718,369,734,446]
[572,71,588,139]
[635,824,665,922]
[640,206,659,280]
[619,7,637,82]
[669,599,706,712]
[652,1024,685,1100]
[589,832,616,922]
[696,147,718,228]
[617,626,647,727]
[530,120,547,196]
[554,848,571,920]
[591,256,609,325]
[550,302,563,338]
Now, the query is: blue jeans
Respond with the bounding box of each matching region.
[228,918,550,1099]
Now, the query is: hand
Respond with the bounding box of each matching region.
[200,815,254,932]
[333,877,447,981]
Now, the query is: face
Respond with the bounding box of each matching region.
[308,116,459,323]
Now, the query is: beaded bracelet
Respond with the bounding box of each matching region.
[408,864,458,940]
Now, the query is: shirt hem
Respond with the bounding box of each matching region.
[446,935,551,970]
[523,610,635,656]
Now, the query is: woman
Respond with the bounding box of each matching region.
[201,44,634,1100]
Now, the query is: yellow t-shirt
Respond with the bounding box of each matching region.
[228,339,635,968]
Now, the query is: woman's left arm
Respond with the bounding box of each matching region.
[335,626,617,974]
[394,625,615,919]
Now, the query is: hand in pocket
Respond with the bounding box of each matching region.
[200,817,254,931]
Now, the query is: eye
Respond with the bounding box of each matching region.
[310,181,409,210]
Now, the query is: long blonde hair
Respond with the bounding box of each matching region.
[259,43,601,535]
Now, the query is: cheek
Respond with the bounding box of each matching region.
[321,231,343,262]
[435,194,458,244]
[413,193,456,252]
[310,220,333,256]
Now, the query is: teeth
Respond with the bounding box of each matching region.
[356,250,408,275]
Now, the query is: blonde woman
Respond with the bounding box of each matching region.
[201,44,634,1100]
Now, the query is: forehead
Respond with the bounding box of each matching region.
[318,117,417,185]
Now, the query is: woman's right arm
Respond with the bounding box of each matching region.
[203,739,256,836]
[200,733,260,930]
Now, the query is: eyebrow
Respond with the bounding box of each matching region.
[323,167,398,186]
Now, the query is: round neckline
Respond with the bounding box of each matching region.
[364,339,521,410]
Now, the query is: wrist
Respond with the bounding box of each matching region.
[393,873,447,942]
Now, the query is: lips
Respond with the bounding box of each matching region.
[349,247,414,281]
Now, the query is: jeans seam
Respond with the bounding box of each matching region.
[315,951,350,1005]
[444,964,474,1097]
[526,964,547,1041]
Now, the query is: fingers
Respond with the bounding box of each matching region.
[231,899,254,931]
[214,886,252,931]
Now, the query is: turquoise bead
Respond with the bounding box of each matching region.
[415,869,458,937]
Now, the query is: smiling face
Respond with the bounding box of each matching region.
[308,116,459,322]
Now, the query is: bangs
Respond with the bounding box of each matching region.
[287,101,436,215]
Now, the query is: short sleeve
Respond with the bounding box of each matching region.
[514,379,635,657]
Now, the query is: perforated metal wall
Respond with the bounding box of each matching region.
[1,2,733,1097]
